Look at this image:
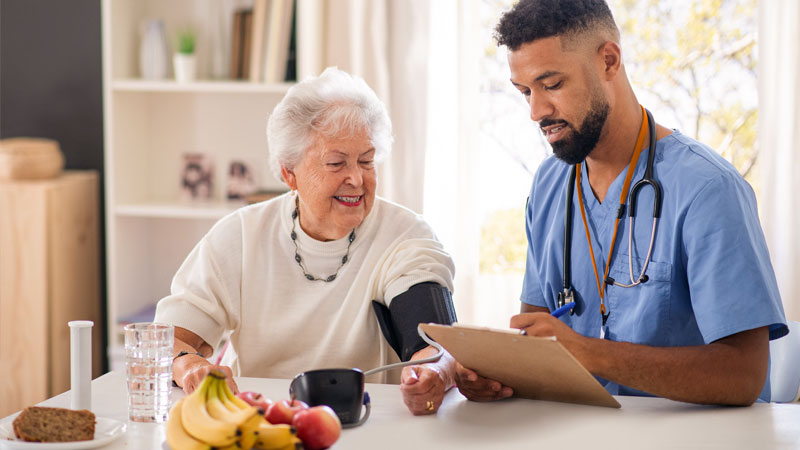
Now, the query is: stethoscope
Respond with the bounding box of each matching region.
[558,107,663,324]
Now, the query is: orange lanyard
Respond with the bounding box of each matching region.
[575,105,649,323]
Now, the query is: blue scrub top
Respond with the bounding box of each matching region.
[521,130,788,401]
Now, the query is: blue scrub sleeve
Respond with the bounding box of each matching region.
[682,172,787,343]
[521,193,547,307]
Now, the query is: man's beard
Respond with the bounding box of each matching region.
[547,95,610,165]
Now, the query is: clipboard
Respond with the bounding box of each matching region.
[420,323,621,408]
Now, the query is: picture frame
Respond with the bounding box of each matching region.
[181,153,214,201]
[226,159,258,200]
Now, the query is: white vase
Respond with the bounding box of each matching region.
[173,53,197,83]
[140,19,169,80]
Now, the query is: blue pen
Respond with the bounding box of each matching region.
[551,302,575,319]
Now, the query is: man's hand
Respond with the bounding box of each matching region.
[454,362,513,402]
[510,312,587,358]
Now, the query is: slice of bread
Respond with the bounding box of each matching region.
[12,406,96,442]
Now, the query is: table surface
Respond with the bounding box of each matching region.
[2,371,800,449]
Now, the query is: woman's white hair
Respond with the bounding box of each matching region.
[267,67,393,184]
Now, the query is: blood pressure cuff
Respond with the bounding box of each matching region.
[371,282,457,362]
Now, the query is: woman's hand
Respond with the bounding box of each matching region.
[171,326,238,394]
[399,346,456,415]
[173,354,239,395]
[400,364,447,415]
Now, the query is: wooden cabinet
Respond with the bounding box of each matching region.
[0,171,102,418]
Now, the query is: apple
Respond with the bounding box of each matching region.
[265,399,309,425]
[236,391,273,412]
[292,405,342,450]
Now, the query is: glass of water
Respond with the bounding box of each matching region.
[124,322,174,422]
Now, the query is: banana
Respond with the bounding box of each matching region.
[181,373,240,447]
[165,398,212,450]
[216,444,243,450]
[253,423,297,450]
[217,381,243,413]
[237,411,266,450]
[267,437,303,450]
[207,376,259,425]
[219,378,254,411]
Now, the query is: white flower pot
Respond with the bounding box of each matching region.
[173,53,197,83]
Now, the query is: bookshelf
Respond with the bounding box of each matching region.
[102,0,321,369]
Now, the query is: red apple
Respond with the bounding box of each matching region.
[237,391,273,411]
[265,399,309,425]
[292,405,342,450]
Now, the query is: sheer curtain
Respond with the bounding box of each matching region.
[758,0,800,322]
[296,0,521,325]
[296,0,431,213]
[421,1,525,327]
[422,0,482,325]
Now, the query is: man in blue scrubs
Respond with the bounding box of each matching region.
[455,0,788,405]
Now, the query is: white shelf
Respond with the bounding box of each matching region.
[112,78,294,94]
[115,201,243,220]
[102,0,319,367]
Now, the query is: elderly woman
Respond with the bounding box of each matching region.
[154,68,456,415]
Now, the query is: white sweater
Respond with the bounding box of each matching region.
[154,192,455,383]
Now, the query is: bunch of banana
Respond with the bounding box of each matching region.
[166,372,302,450]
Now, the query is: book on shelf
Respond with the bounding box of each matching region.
[284,1,297,82]
[231,9,243,79]
[249,0,271,82]
[230,8,253,79]
[241,9,254,79]
[264,0,295,83]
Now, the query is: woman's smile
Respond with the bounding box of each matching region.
[334,195,364,206]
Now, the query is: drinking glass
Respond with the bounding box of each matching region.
[124,322,174,422]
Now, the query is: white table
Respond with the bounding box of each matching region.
[2,371,800,449]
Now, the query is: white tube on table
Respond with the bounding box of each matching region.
[68,320,94,411]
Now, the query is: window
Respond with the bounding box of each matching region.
[424,0,757,327]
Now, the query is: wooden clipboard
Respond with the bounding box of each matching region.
[421,323,621,408]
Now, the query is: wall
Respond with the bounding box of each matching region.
[0,0,107,370]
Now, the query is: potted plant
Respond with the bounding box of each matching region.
[173,27,196,82]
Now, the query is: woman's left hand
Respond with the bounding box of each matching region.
[400,364,447,415]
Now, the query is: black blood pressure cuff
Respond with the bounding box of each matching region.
[371,282,457,362]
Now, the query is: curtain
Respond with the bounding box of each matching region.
[758,0,800,322]
[295,0,519,325]
[296,0,430,213]
[421,0,486,325]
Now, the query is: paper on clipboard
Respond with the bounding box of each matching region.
[420,323,621,408]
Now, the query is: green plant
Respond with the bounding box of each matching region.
[177,28,195,55]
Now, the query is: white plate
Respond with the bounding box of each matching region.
[0,416,126,449]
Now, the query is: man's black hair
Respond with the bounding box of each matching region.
[495,0,619,51]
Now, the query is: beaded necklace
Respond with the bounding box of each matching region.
[290,199,355,282]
